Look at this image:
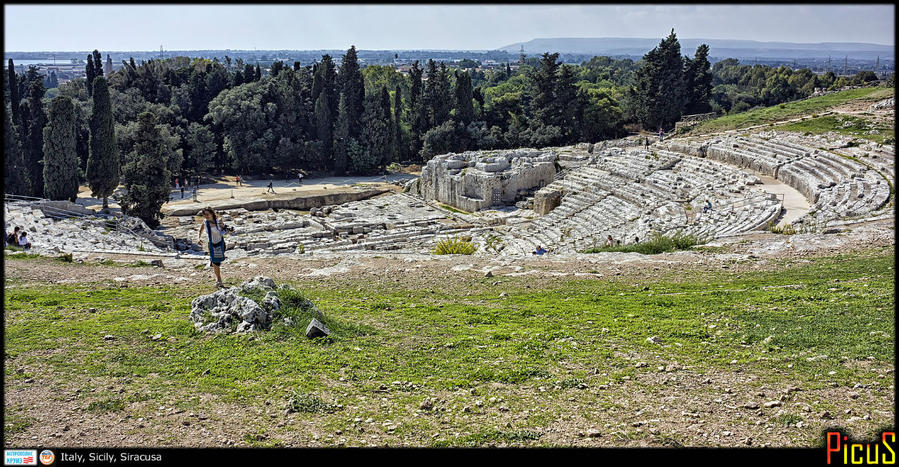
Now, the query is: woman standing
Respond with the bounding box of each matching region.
[198,207,228,288]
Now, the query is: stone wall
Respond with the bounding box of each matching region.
[414,149,557,212]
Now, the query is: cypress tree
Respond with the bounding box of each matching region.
[338,46,365,138]
[119,112,171,227]
[632,29,685,129]
[453,71,475,125]
[532,53,561,127]
[86,77,119,210]
[23,80,46,197]
[314,91,332,164]
[85,54,96,97]
[42,96,80,201]
[393,85,403,162]
[333,92,350,175]
[4,100,31,195]
[408,61,427,158]
[684,44,713,114]
[92,50,104,78]
[379,86,393,168]
[357,87,391,174]
[254,64,261,81]
[7,59,20,127]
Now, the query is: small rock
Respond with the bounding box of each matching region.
[763,401,783,408]
[646,336,662,345]
[586,429,601,438]
[103,334,115,341]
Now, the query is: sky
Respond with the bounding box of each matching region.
[4,4,895,52]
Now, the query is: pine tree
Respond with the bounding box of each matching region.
[42,96,80,201]
[254,64,261,81]
[393,85,403,162]
[7,59,21,127]
[632,29,686,129]
[119,112,172,228]
[453,71,475,125]
[683,44,713,114]
[333,92,350,176]
[23,80,46,197]
[338,46,365,138]
[4,99,31,195]
[86,77,119,210]
[555,64,580,140]
[532,53,561,127]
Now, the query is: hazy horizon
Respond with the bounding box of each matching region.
[4,4,895,52]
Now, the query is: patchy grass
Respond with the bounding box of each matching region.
[439,203,470,215]
[433,236,478,255]
[689,87,892,134]
[3,246,894,446]
[779,115,895,145]
[583,232,708,254]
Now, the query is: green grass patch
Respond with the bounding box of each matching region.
[86,398,126,413]
[433,236,478,255]
[689,87,893,134]
[779,115,895,145]
[439,203,470,215]
[583,232,708,254]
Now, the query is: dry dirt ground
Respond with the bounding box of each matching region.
[3,218,895,448]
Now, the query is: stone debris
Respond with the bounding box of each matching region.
[305,318,330,338]
[189,276,320,334]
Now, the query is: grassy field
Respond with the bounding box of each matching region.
[4,247,895,446]
[688,86,894,135]
[778,114,895,145]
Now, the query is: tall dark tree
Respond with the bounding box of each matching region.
[4,100,31,195]
[453,71,475,125]
[424,61,452,127]
[86,77,119,210]
[407,61,427,158]
[683,44,713,114]
[555,64,580,140]
[42,96,80,201]
[333,92,350,176]
[356,87,391,174]
[92,50,104,78]
[312,55,338,132]
[393,85,403,162]
[22,80,46,197]
[119,112,172,227]
[7,59,21,127]
[85,54,96,97]
[314,91,332,164]
[531,52,561,127]
[254,64,261,81]
[632,29,685,129]
[338,46,365,138]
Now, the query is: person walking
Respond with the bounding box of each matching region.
[298,171,304,186]
[658,127,664,142]
[236,175,242,187]
[180,185,185,199]
[266,180,275,194]
[197,207,228,288]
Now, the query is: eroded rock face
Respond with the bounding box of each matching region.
[415,149,557,212]
[189,276,305,333]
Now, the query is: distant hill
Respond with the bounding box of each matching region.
[498,38,895,61]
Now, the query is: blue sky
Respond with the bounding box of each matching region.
[4,4,895,52]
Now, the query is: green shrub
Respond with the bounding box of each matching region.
[434,236,478,255]
[583,231,708,255]
[285,391,339,414]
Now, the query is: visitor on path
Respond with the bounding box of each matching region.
[534,245,547,255]
[605,235,614,247]
[298,172,304,185]
[6,226,21,246]
[658,127,664,142]
[198,207,228,288]
[703,199,712,213]
[17,231,32,250]
[236,175,242,187]
[181,185,185,199]
[644,137,649,149]
[266,181,276,194]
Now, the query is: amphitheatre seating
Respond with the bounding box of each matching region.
[664,134,894,228]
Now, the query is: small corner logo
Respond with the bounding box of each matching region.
[3,450,37,466]
[826,430,896,465]
[38,451,54,466]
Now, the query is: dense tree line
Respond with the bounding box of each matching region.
[4,35,890,226]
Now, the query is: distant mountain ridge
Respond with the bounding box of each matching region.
[498,37,895,60]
